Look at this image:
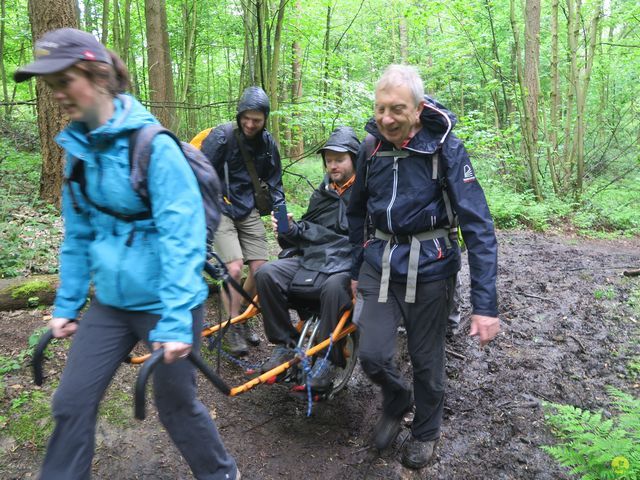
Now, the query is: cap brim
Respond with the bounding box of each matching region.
[14,57,79,83]
[317,146,349,154]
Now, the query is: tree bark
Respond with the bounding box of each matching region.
[27,0,78,209]
[145,0,177,130]
[266,0,286,144]
[523,0,542,200]
[290,39,303,160]
[101,0,110,44]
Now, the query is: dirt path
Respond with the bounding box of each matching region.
[1,230,639,479]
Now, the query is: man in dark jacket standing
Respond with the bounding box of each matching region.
[347,65,500,469]
[255,127,360,391]
[201,86,285,355]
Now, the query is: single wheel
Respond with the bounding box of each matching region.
[326,331,358,399]
[303,317,358,399]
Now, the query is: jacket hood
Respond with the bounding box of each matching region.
[317,126,361,156]
[364,95,457,153]
[236,86,270,122]
[57,94,158,154]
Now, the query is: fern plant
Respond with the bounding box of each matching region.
[542,387,640,479]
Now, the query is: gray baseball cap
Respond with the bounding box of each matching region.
[14,28,111,83]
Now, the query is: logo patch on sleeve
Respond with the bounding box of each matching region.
[463,164,476,183]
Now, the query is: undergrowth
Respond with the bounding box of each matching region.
[542,387,640,479]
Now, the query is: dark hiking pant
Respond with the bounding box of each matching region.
[40,300,237,480]
[255,258,352,366]
[356,262,455,441]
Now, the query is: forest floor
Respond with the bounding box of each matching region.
[1,229,639,479]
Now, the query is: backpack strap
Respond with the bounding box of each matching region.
[66,153,151,222]
[220,123,236,200]
[233,127,265,199]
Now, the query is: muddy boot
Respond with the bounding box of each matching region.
[226,325,248,356]
[308,360,338,392]
[401,437,437,469]
[242,321,260,346]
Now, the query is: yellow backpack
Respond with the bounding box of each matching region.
[189,127,213,150]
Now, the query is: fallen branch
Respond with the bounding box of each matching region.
[623,269,640,277]
[568,334,586,354]
[446,348,466,360]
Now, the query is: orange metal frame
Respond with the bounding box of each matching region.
[129,297,357,397]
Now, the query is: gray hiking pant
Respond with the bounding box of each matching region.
[40,300,237,480]
[448,272,462,327]
[356,262,455,441]
[255,257,352,366]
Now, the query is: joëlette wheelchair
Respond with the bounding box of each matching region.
[32,251,359,419]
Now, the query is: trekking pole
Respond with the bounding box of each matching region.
[32,329,55,386]
[134,347,231,420]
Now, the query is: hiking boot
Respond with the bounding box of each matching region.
[373,389,413,450]
[401,436,437,469]
[226,325,248,356]
[446,321,460,340]
[307,359,338,392]
[242,321,260,346]
[261,345,295,373]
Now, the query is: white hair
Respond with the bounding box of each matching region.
[375,64,424,106]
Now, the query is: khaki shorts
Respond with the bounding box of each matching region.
[213,210,269,263]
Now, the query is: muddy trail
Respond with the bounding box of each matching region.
[1,230,639,479]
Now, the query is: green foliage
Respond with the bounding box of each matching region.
[0,137,61,278]
[10,280,53,299]
[0,327,50,377]
[2,390,53,448]
[282,157,325,219]
[0,355,22,376]
[542,388,640,479]
[99,390,132,428]
[594,287,617,301]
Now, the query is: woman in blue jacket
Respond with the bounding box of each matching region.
[15,28,238,480]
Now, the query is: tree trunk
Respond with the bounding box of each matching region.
[0,0,9,118]
[27,0,78,208]
[290,39,303,160]
[266,0,286,144]
[547,0,561,194]
[573,4,601,196]
[0,275,59,311]
[181,0,198,136]
[510,0,542,200]
[145,0,177,130]
[523,0,542,200]
[101,0,110,44]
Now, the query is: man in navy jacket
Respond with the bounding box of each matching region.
[347,65,500,469]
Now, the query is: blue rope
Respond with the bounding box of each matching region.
[220,349,262,372]
[296,336,333,416]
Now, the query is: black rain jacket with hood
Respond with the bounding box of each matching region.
[347,96,498,317]
[201,86,284,220]
[279,127,360,274]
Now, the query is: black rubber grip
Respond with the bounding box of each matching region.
[134,348,231,420]
[32,329,54,386]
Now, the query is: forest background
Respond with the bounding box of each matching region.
[0,0,639,278]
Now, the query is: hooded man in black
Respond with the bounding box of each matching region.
[201,87,285,355]
[255,126,360,391]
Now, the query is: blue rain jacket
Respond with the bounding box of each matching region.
[52,94,208,344]
[348,96,498,317]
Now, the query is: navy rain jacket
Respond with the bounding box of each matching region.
[201,87,284,220]
[347,96,498,317]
